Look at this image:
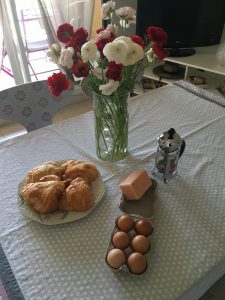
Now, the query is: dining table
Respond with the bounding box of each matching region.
[0,81,225,300]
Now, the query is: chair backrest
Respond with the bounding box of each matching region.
[0,80,76,132]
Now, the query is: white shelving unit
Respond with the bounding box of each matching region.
[136,27,225,97]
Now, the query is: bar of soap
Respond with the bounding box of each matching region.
[120,170,152,200]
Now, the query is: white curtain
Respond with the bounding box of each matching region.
[1,0,31,83]
[38,0,95,43]
[0,1,3,70]
[0,0,94,84]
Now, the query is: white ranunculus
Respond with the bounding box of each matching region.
[114,36,133,52]
[47,43,61,63]
[101,1,115,20]
[93,66,106,80]
[59,47,74,68]
[99,80,119,95]
[103,40,128,64]
[81,41,100,62]
[115,6,136,20]
[124,43,144,66]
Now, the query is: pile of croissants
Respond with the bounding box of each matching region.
[21,160,99,214]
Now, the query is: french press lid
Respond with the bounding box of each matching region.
[158,128,182,152]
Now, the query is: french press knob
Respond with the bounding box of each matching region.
[153,128,185,182]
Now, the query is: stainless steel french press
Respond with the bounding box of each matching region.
[153,128,185,182]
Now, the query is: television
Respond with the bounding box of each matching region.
[136,0,225,57]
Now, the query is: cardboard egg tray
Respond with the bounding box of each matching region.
[105,214,153,276]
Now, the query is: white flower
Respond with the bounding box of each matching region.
[59,47,74,68]
[103,40,128,64]
[93,67,106,80]
[99,80,119,95]
[101,1,115,20]
[81,41,100,62]
[96,29,112,42]
[115,6,136,21]
[47,43,61,63]
[125,43,144,66]
[114,36,133,52]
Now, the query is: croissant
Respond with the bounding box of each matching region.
[39,175,61,182]
[26,162,63,183]
[21,180,65,214]
[64,163,98,183]
[59,177,94,211]
[60,160,85,172]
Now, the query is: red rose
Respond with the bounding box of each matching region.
[131,35,145,48]
[56,23,74,43]
[106,61,123,81]
[47,72,70,96]
[147,26,168,45]
[71,62,89,77]
[72,27,89,49]
[152,44,169,60]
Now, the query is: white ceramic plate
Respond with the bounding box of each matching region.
[17,162,105,225]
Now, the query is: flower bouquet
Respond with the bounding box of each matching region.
[47,0,168,161]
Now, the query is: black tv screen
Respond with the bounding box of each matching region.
[136,0,225,55]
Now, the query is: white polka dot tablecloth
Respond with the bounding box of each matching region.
[1,83,225,300]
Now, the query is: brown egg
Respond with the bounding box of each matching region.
[112,231,130,249]
[131,235,150,254]
[106,248,126,269]
[127,252,147,274]
[116,215,135,232]
[135,219,153,237]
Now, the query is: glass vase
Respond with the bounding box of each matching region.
[93,91,129,161]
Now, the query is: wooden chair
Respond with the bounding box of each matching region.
[0,80,76,132]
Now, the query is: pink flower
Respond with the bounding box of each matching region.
[99,80,119,95]
[115,6,136,21]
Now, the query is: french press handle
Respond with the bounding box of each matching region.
[179,140,186,158]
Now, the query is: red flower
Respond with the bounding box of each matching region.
[106,61,123,81]
[71,62,89,77]
[47,72,70,96]
[72,28,89,49]
[56,23,74,43]
[152,44,169,60]
[96,36,115,58]
[96,28,105,34]
[147,26,168,46]
[131,35,145,48]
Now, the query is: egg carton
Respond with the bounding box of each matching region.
[105,214,153,276]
